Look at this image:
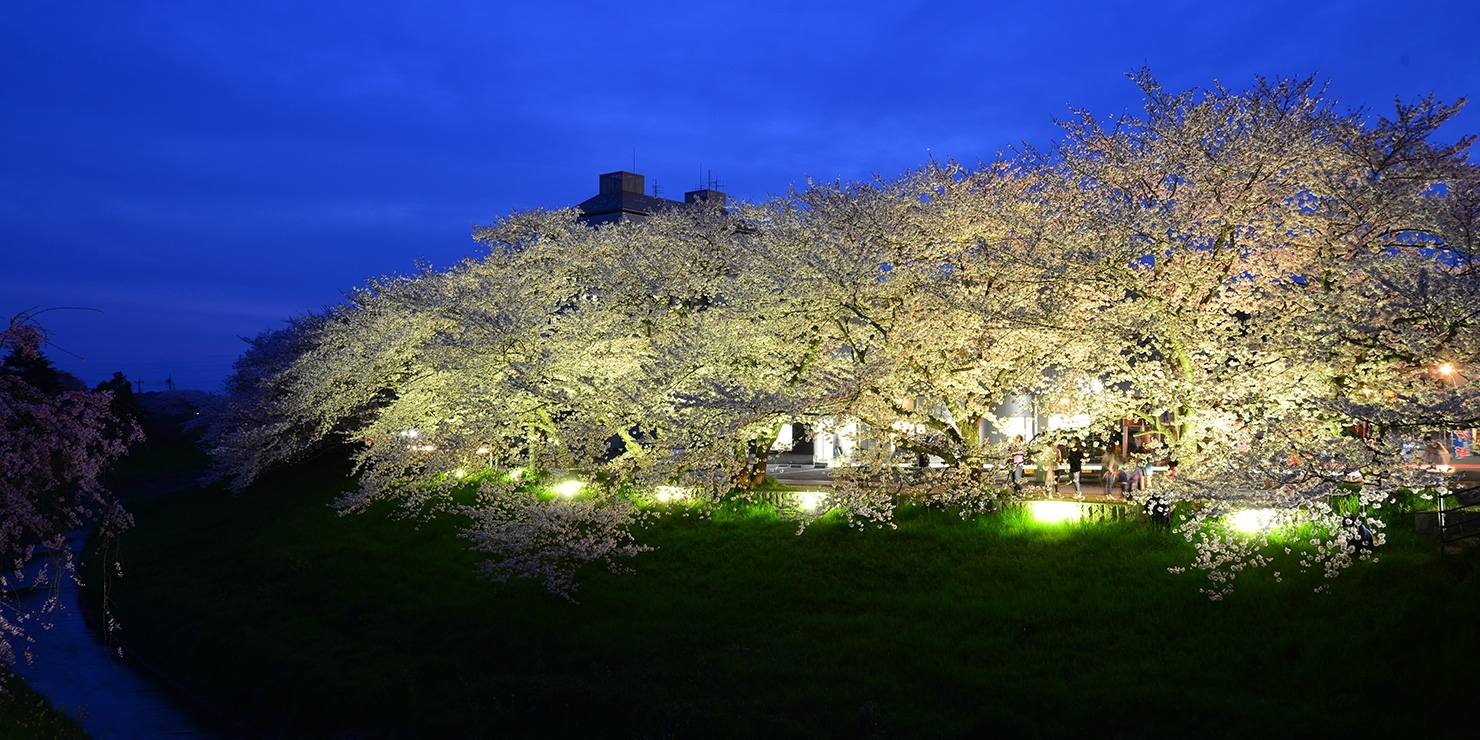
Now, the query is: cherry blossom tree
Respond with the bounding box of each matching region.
[210,73,1475,598]
[1,313,141,674]
[1004,73,1478,595]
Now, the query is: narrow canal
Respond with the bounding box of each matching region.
[8,533,240,739]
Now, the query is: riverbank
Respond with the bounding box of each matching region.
[0,673,88,740]
[9,537,239,740]
[1,390,240,739]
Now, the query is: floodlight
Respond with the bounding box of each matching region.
[655,486,689,502]
[794,491,828,511]
[1229,508,1278,534]
[1029,500,1085,523]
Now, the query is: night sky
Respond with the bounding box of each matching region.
[4,1,1477,391]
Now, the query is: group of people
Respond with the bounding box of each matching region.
[1005,434,1156,500]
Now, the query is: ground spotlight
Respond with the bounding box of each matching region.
[1029,500,1085,523]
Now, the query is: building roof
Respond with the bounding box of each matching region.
[575,170,726,226]
[575,190,679,225]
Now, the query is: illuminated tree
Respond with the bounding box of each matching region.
[211,73,1476,597]
[998,73,1478,594]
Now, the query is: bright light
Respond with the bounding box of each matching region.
[793,491,828,511]
[1229,508,1278,534]
[476,446,490,455]
[553,480,584,496]
[655,486,689,502]
[453,468,467,479]
[399,429,433,451]
[1029,500,1085,523]
[1439,363,1455,376]
[507,467,524,481]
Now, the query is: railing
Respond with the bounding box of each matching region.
[1437,482,1480,551]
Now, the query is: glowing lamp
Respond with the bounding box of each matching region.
[655,486,689,502]
[1029,500,1085,523]
[1229,508,1278,534]
[1439,363,1455,376]
[793,491,828,511]
[553,480,584,496]
[453,468,467,479]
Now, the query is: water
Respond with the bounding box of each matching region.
[7,535,239,739]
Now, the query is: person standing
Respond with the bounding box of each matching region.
[1102,442,1125,499]
[1007,434,1027,493]
[1065,437,1086,494]
[1038,438,1062,493]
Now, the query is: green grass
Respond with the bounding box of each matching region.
[0,674,89,740]
[95,452,1480,739]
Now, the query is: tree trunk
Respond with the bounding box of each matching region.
[736,424,784,489]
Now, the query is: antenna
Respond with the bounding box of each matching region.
[652,179,662,198]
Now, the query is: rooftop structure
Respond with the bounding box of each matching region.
[575,171,727,226]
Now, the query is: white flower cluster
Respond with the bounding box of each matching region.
[456,480,652,603]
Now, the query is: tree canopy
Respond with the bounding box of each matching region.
[211,73,1479,598]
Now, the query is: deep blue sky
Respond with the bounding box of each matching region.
[4,1,1477,391]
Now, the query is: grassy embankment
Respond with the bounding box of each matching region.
[91,439,1480,740]
[0,674,90,740]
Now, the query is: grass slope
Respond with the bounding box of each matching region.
[0,673,90,740]
[99,454,1480,739]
